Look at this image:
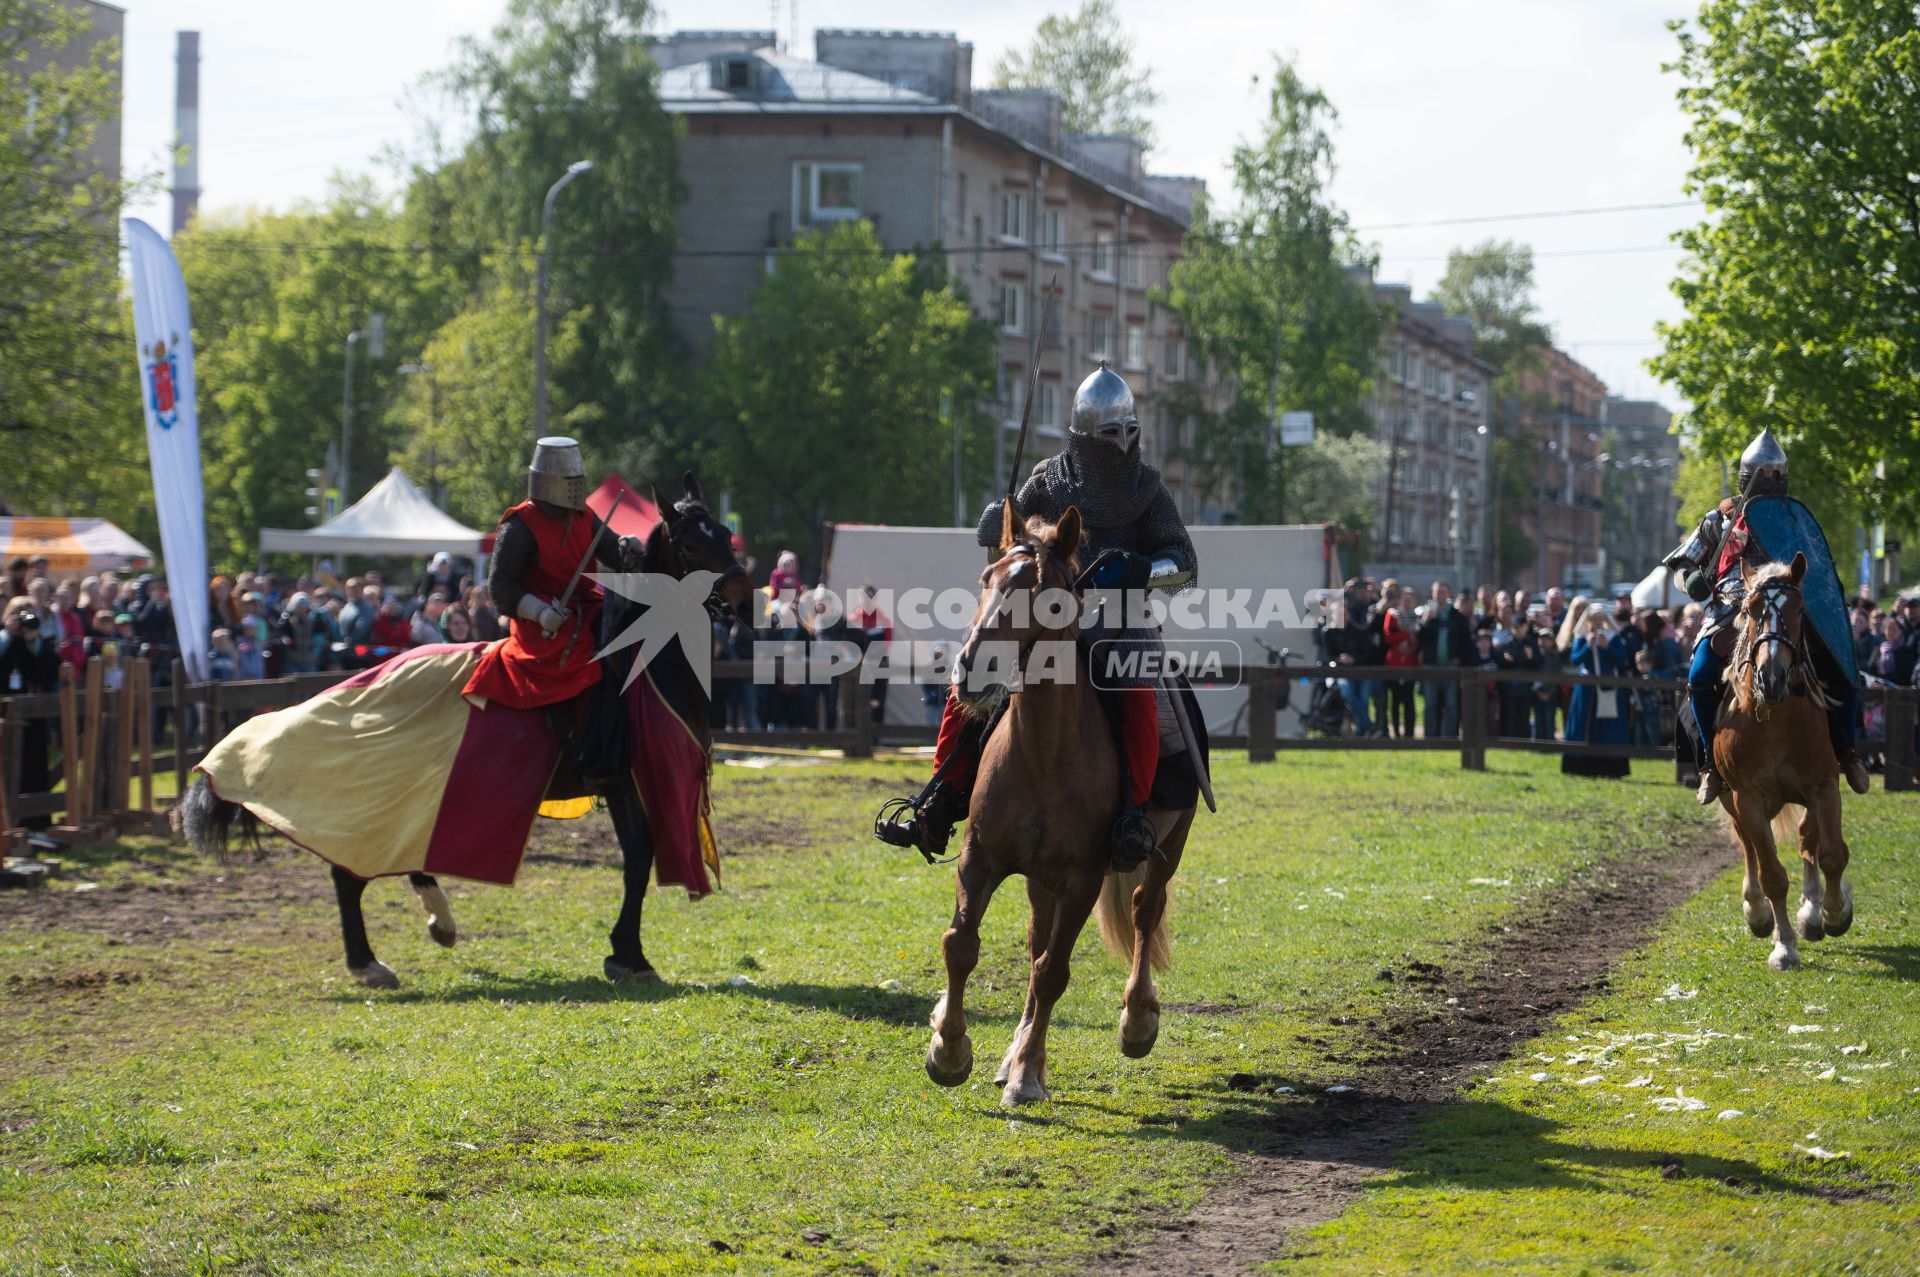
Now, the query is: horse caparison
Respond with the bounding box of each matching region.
[181,472,750,989]
[925,500,1196,1107]
[1713,553,1854,971]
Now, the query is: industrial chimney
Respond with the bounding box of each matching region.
[170,31,199,236]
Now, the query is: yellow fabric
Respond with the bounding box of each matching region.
[197,649,482,878]
[538,795,595,819]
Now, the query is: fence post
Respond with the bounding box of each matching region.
[1247,668,1276,762]
[78,657,103,824]
[1460,671,1486,771]
[1886,690,1917,793]
[58,665,79,824]
[113,667,136,814]
[135,659,155,814]
[842,672,874,759]
[172,660,189,798]
[0,702,11,837]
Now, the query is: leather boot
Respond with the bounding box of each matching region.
[875,781,969,859]
[1840,750,1871,795]
[1110,804,1157,871]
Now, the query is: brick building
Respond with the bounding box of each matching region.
[1516,348,1609,591]
[649,29,1222,522]
[15,0,122,188]
[1601,396,1681,580]
[1364,284,1494,589]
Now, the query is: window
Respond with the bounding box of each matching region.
[1091,231,1114,276]
[999,281,1026,333]
[1407,353,1421,387]
[1125,322,1147,370]
[1089,313,1112,360]
[1164,338,1185,380]
[1041,208,1065,254]
[1036,382,1062,434]
[972,216,983,269]
[956,173,967,228]
[999,191,1028,242]
[794,163,861,228]
[1123,245,1144,289]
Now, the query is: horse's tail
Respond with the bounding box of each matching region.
[1770,803,1806,854]
[178,774,261,861]
[1096,864,1172,973]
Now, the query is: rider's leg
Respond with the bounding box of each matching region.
[876,691,980,855]
[1688,635,1729,803]
[1104,687,1162,872]
[1811,646,1871,794]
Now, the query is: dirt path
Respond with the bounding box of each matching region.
[1106,824,1729,1275]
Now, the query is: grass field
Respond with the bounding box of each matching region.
[1,751,1915,1274]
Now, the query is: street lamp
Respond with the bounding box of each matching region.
[534,160,593,437]
[339,313,384,506]
[398,362,440,505]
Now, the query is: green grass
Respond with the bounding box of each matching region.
[1281,786,1920,1277]
[0,752,1910,1274]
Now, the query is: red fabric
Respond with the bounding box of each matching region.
[370,615,412,648]
[932,691,977,788]
[629,670,717,897]
[586,474,663,542]
[1121,687,1158,807]
[1715,514,1751,579]
[463,500,605,710]
[53,608,86,667]
[423,685,559,885]
[1382,610,1419,668]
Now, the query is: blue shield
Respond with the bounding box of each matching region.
[1742,495,1856,686]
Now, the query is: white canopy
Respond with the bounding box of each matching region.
[1630,562,1687,609]
[258,466,488,557]
[0,516,155,573]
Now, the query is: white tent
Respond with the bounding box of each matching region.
[0,516,155,573]
[258,466,488,558]
[1630,562,1686,609]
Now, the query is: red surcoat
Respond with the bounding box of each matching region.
[462,500,605,710]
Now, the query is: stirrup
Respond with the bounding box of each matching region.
[1110,806,1157,871]
[875,785,963,864]
[1841,751,1871,796]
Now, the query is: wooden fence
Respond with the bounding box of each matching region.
[3,657,1912,846]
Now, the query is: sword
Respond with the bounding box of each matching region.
[1004,272,1060,499]
[557,489,625,663]
[1163,678,1217,814]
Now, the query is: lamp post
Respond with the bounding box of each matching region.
[398,362,439,506]
[534,160,593,437]
[339,313,384,504]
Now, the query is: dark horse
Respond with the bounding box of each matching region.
[180,473,749,989]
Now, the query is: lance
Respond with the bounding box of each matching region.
[1004,272,1060,501]
[557,489,625,663]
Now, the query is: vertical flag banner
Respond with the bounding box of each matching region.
[126,218,210,682]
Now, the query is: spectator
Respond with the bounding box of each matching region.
[1330,577,1379,737]
[1874,615,1915,684]
[235,593,270,680]
[1500,608,1555,741]
[51,582,87,668]
[338,583,380,645]
[369,597,412,650]
[441,605,475,644]
[411,592,449,646]
[135,578,177,655]
[0,598,60,828]
[1562,598,1632,779]
[1417,581,1472,738]
[280,593,321,673]
[207,628,238,682]
[469,584,503,642]
[416,551,461,605]
[1380,586,1419,738]
[5,557,29,603]
[1470,629,1502,736]
[1631,648,1664,748]
[1545,586,1569,636]
[1852,603,1880,674]
[209,575,242,633]
[769,550,805,605]
[85,607,117,658]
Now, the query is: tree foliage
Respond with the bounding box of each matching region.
[1430,240,1557,584]
[0,0,148,532]
[990,0,1162,147]
[1159,57,1382,524]
[1650,0,1920,526]
[1286,431,1387,536]
[696,222,995,570]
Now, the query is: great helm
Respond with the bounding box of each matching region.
[528,436,587,510]
[1737,427,1788,498]
[1071,361,1140,453]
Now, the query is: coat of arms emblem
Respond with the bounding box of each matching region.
[143,334,182,429]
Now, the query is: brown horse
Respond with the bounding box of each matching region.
[1714,553,1854,970]
[925,501,1195,1106]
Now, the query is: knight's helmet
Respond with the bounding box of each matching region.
[1070,361,1141,454]
[1737,427,1788,498]
[528,436,587,510]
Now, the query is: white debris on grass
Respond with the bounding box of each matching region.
[1795,1144,1850,1161]
[1840,1043,1869,1055]
[1575,1075,1605,1086]
[1656,983,1699,1001]
[1787,1024,1823,1034]
[1528,1072,1551,1082]
[1467,877,1512,887]
[1623,1076,1654,1088]
[876,978,904,991]
[1814,1067,1836,1081]
[1716,1109,1744,1121]
[725,974,758,989]
[1651,1088,1708,1113]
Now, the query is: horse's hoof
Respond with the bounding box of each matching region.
[926,1035,973,1087]
[1768,945,1800,971]
[604,958,662,986]
[1000,1077,1050,1107]
[1118,1009,1160,1059]
[1824,909,1853,938]
[427,920,457,949]
[1796,900,1825,942]
[1743,899,1775,938]
[349,961,399,990]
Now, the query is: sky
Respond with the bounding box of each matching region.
[117,0,1698,404]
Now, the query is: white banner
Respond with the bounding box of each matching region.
[126,219,210,682]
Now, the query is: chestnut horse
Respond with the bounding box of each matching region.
[926,501,1196,1107]
[1714,553,1854,970]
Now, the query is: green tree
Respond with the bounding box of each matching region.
[1159,57,1382,524]
[697,222,995,569]
[1650,0,1920,526]
[990,0,1162,147]
[0,0,148,532]
[428,0,687,462]
[1287,430,1388,540]
[1430,240,1557,584]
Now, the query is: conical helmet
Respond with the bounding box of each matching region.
[1070,361,1140,452]
[528,436,587,510]
[1737,427,1787,497]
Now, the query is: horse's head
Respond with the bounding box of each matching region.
[646,471,752,616]
[951,499,1083,714]
[1737,552,1808,709]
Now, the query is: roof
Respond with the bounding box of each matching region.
[258,467,490,557]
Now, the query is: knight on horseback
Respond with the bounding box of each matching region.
[876,361,1202,869]
[1664,427,1870,805]
[463,436,642,711]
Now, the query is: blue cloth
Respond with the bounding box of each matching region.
[1567,633,1632,747]
[1340,677,1374,734]
[1688,636,1725,752]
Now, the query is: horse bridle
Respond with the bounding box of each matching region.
[960,540,1083,701]
[656,503,748,619]
[1739,579,1807,681]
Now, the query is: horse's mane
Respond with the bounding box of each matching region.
[1724,560,1834,714]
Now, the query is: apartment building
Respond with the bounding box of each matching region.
[1602,396,1681,578]
[1365,285,1494,587]
[1517,348,1610,590]
[16,0,123,188]
[649,29,1221,522]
